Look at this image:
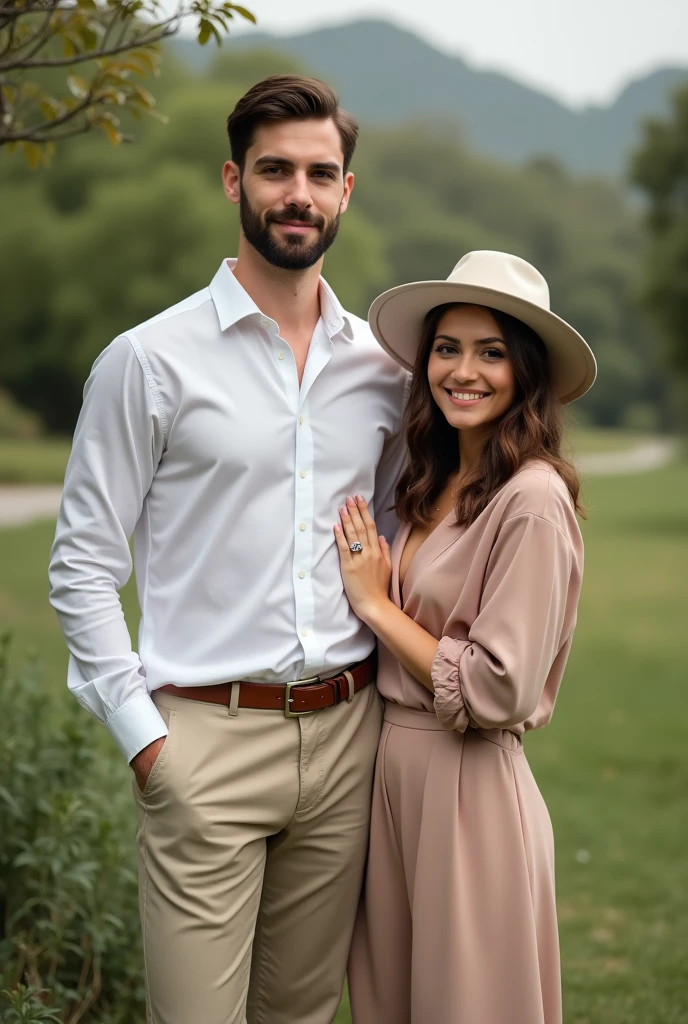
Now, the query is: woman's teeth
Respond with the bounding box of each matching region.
[450,391,486,401]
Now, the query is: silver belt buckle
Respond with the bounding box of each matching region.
[284,676,320,718]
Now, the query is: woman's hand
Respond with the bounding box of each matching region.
[334,494,393,624]
[335,494,439,690]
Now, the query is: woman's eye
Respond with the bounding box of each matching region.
[483,348,505,359]
[435,344,457,355]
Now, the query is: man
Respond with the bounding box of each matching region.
[49,76,408,1024]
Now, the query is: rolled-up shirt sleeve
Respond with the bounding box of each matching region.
[432,512,574,731]
[49,335,168,763]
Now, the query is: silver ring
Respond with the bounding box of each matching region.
[349,541,363,553]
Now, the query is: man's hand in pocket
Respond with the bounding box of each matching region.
[131,736,166,793]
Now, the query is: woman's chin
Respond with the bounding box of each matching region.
[443,410,499,433]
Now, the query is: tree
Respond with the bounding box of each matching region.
[631,84,688,376]
[0,0,254,166]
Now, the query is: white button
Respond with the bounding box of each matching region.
[278,352,285,360]
[298,416,304,425]
[261,317,270,327]
[299,523,306,532]
[299,470,306,479]
[298,571,305,579]
[301,629,309,637]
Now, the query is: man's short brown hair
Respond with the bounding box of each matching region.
[226,75,359,172]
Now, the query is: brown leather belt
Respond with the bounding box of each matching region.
[158,651,376,718]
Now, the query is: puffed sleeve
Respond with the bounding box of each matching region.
[432,512,575,731]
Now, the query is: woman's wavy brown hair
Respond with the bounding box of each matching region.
[395,302,583,527]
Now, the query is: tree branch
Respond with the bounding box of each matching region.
[11,121,91,140]
[0,3,68,12]
[0,3,26,56]
[0,0,255,159]
[98,3,125,54]
[0,17,179,70]
[1,86,92,139]
[5,9,57,61]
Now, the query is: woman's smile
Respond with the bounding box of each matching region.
[444,388,492,406]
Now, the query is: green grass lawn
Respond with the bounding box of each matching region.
[0,437,72,484]
[1,462,687,1022]
[566,426,649,454]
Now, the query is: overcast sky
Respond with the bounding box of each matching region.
[225,0,688,108]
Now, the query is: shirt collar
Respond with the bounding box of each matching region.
[209,259,261,332]
[209,258,354,342]
[317,275,354,342]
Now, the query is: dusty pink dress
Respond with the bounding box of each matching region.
[348,461,584,1024]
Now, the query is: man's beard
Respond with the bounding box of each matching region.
[239,189,340,271]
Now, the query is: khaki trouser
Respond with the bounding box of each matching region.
[132,682,382,1024]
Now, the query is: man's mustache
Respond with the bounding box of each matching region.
[266,209,326,229]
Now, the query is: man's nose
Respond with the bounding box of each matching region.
[284,171,313,209]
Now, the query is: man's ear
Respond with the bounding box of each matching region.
[222,160,241,206]
[339,171,354,214]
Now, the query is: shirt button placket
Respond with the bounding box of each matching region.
[294,399,317,671]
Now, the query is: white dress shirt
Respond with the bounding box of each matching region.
[49,259,409,763]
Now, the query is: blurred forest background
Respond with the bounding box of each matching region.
[1,21,687,439]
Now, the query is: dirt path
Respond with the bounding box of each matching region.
[575,437,679,477]
[0,439,680,528]
[0,484,63,528]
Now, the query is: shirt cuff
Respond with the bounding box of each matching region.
[105,692,169,763]
[432,636,472,732]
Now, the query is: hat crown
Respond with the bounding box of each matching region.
[449,251,551,313]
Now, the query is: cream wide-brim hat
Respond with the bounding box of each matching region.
[369,250,597,403]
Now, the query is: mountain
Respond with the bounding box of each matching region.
[172,19,688,178]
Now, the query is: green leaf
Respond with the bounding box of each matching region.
[21,142,46,170]
[230,3,256,22]
[78,24,100,48]
[99,118,123,145]
[146,109,170,124]
[1,83,18,104]
[132,84,156,109]
[0,785,21,814]
[39,98,65,120]
[67,74,89,100]
[197,17,213,45]
[19,82,41,100]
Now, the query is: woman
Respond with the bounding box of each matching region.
[334,251,596,1024]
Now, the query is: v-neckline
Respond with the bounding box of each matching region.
[394,507,458,607]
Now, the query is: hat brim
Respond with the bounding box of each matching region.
[369,281,597,404]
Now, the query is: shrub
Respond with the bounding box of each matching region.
[0,635,145,1023]
[0,392,42,441]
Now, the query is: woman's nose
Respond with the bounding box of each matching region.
[450,358,479,383]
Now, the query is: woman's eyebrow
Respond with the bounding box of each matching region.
[434,334,506,345]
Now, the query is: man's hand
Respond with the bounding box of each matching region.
[131,736,166,793]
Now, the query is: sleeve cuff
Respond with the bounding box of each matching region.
[432,636,472,732]
[105,692,169,763]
